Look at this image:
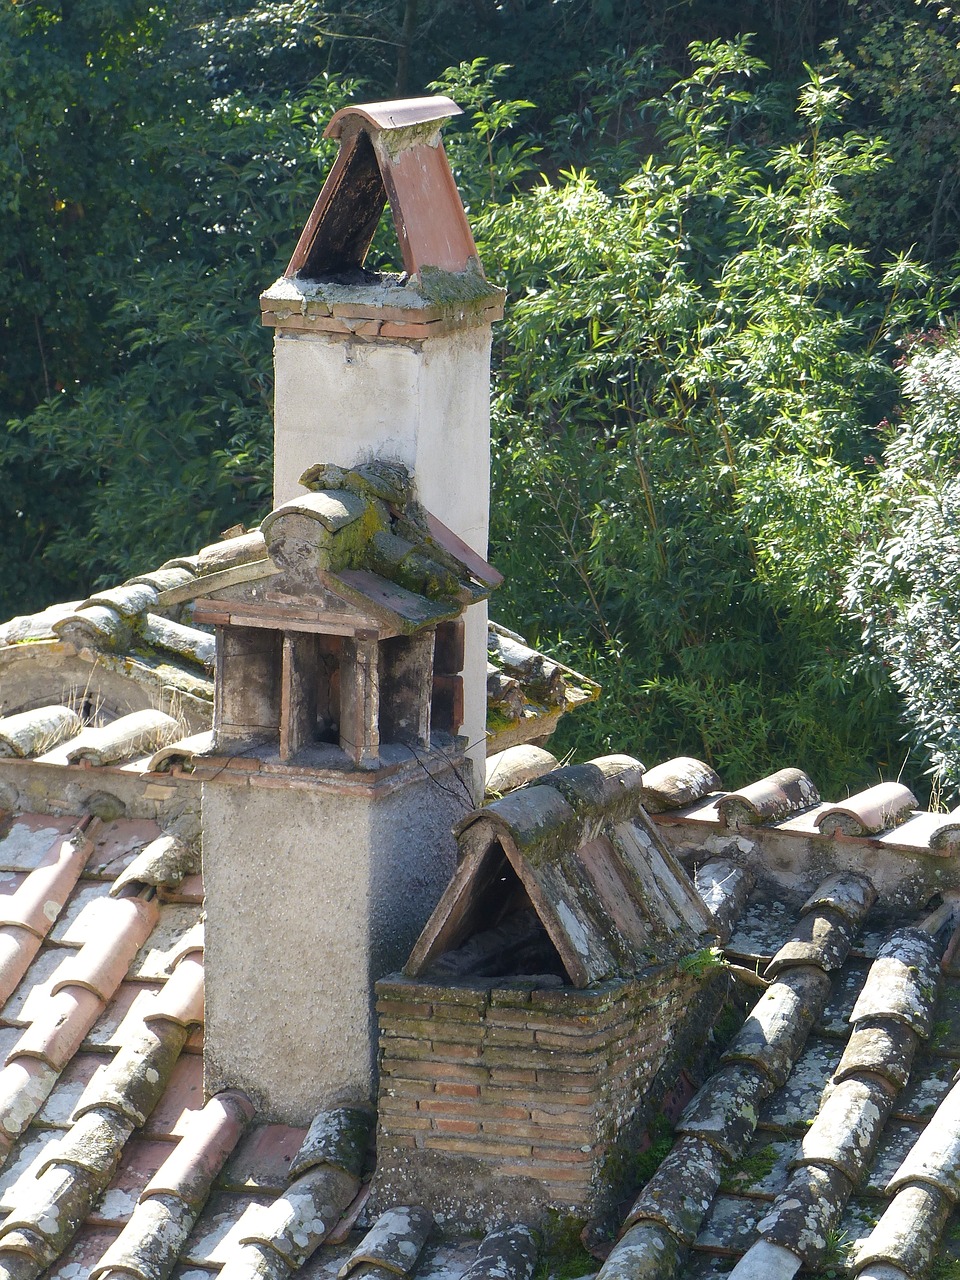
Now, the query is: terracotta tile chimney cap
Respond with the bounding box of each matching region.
[324,96,462,140]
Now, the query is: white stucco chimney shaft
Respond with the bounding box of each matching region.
[260,96,504,788]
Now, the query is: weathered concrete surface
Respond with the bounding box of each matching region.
[203,761,470,1122]
[271,326,492,782]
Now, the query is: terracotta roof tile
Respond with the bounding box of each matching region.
[45,1225,121,1280]
[144,956,204,1031]
[815,781,918,837]
[109,837,197,899]
[140,1057,204,1142]
[220,1127,309,1195]
[0,820,81,874]
[51,897,158,1001]
[86,824,168,883]
[338,1206,432,1278]
[4,950,75,1025]
[181,1191,278,1267]
[131,913,202,982]
[714,767,820,827]
[86,983,164,1054]
[88,1137,172,1226]
[88,1094,253,1280]
[0,821,95,940]
[35,1054,113,1129]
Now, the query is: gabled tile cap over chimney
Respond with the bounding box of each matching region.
[285,95,479,282]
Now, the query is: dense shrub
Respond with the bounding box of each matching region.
[442,46,933,790]
[847,329,960,801]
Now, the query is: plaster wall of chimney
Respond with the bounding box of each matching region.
[271,325,492,791]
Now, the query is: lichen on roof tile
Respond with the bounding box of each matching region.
[0,821,80,874]
[109,837,198,898]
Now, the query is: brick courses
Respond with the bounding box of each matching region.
[374,962,703,1222]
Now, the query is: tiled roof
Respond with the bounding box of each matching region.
[0,811,206,1280]
[6,556,960,1279]
[408,755,715,988]
[0,813,536,1280]
[597,758,960,1280]
[256,461,499,632]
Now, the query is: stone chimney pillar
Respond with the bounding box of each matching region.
[260,96,504,787]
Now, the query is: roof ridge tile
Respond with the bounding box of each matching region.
[715,768,820,829]
[0,707,82,760]
[109,835,198,898]
[60,712,181,769]
[815,782,918,838]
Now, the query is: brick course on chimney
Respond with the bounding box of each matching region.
[373,965,717,1226]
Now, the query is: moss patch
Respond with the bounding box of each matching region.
[534,1213,595,1280]
[720,1141,781,1193]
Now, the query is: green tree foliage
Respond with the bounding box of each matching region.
[442,46,934,790]
[0,0,349,612]
[829,0,960,268]
[847,329,960,800]
[3,0,959,795]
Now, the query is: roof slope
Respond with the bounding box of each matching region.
[596,757,960,1280]
[0,812,535,1280]
[0,516,585,761]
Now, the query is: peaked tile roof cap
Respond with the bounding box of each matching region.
[324,97,462,139]
[0,573,587,768]
[252,460,496,631]
[283,93,486,284]
[409,754,715,988]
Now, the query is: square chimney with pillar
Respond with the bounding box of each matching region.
[262,95,504,775]
[192,96,505,1124]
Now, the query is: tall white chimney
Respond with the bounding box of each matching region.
[197,97,504,1123]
